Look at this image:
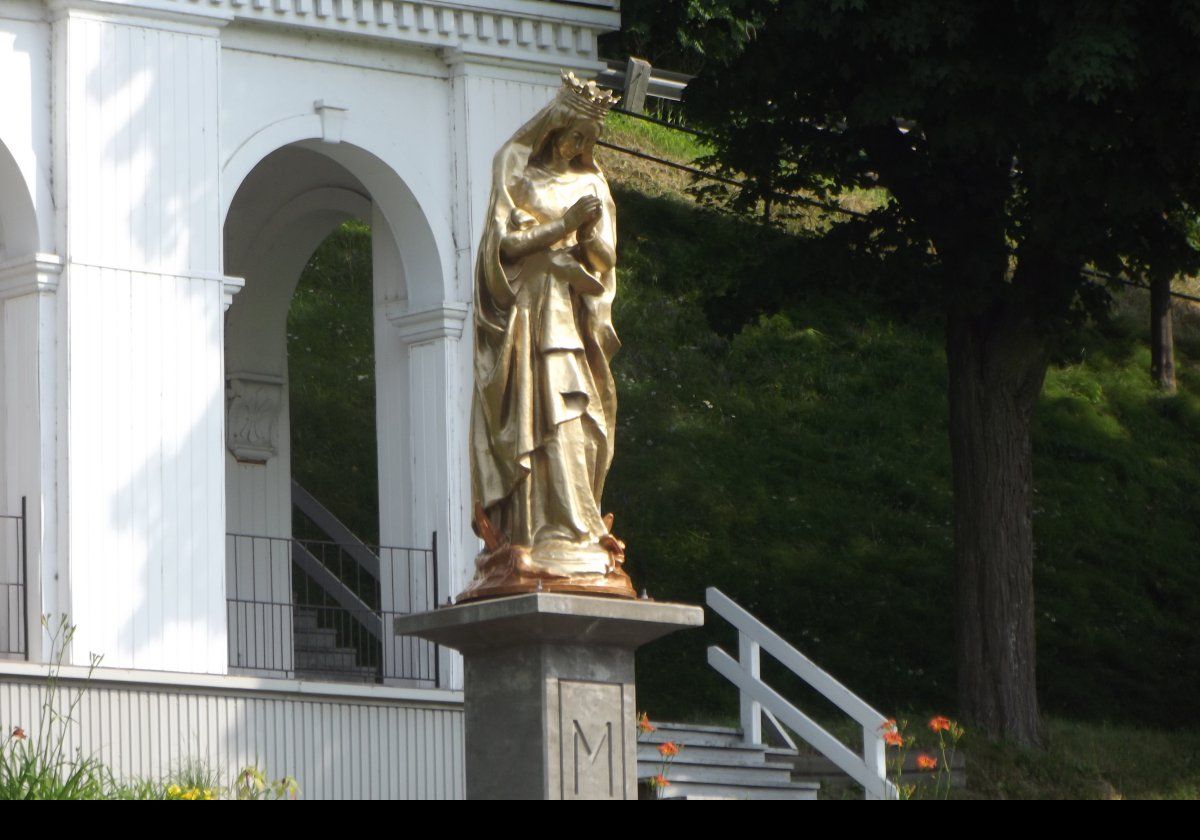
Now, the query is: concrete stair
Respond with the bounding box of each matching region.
[292,607,379,683]
[638,722,819,800]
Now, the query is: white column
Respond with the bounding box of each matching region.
[0,254,62,662]
[378,298,467,687]
[50,1,240,672]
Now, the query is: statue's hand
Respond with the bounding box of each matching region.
[577,216,599,242]
[563,195,602,232]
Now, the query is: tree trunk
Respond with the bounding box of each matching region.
[946,304,1048,747]
[1150,272,1176,393]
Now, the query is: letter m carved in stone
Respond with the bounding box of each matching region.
[571,720,614,799]
[558,680,624,799]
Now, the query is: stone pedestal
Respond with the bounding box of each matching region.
[394,593,703,800]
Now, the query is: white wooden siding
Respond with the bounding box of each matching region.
[55,13,230,672]
[0,662,464,799]
[66,266,228,673]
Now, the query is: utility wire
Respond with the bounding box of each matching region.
[1082,268,1200,304]
[611,107,715,142]
[595,139,871,220]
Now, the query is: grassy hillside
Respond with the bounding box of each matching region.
[286,116,1200,733]
[599,117,1200,729]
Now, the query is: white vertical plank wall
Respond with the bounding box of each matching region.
[54,9,231,673]
[0,661,464,799]
[0,261,61,660]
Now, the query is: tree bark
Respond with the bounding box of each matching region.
[1150,272,1176,392]
[946,303,1047,747]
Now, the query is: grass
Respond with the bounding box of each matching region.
[613,181,1200,729]
[584,124,1200,732]
[963,719,1200,799]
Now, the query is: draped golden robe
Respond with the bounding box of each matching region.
[467,97,626,592]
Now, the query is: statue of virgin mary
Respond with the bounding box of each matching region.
[459,72,635,602]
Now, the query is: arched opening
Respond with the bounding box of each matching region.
[222,141,441,684]
[0,138,40,660]
[287,219,378,545]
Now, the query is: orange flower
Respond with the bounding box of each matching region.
[878,718,897,733]
[928,716,952,733]
[658,741,681,758]
[883,730,905,747]
[636,712,656,735]
[649,774,671,788]
[10,726,25,741]
[916,754,938,770]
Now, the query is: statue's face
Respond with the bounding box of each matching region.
[552,119,599,163]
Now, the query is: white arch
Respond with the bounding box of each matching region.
[221,115,450,307]
[0,140,39,259]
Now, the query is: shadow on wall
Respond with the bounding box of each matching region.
[73,25,225,670]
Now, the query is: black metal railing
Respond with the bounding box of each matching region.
[0,497,29,660]
[226,531,438,686]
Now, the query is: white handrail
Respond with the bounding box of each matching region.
[705,587,896,800]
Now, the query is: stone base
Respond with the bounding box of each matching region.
[393,593,703,800]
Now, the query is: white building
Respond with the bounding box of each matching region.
[0,0,618,798]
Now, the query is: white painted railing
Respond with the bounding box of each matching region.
[706,587,897,800]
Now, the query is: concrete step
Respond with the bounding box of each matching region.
[637,721,817,800]
[640,723,747,749]
[637,742,785,768]
[294,627,339,649]
[294,665,379,683]
[640,761,795,786]
[292,608,321,632]
[294,646,359,670]
[652,779,820,801]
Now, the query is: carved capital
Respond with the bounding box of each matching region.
[386,300,469,345]
[226,372,285,464]
[223,275,245,311]
[0,254,63,300]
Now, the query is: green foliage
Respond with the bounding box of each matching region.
[0,732,109,800]
[1,617,300,800]
[606,112,712,164]
[615,0,1200,743]
[602,0,768,74]
[626,1,1200,320]
[607,185,1200,728]
[0,617,109,800]
[230,766,301,801]
[963,719,1200,799]
[287,220,379,543]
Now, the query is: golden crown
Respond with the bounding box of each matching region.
[558,71,620,120]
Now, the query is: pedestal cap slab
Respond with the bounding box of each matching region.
[393,593,703,653]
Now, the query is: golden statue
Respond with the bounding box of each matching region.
[458,73,635,603]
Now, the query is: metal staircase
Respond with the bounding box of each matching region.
[225,482,439,685]
[292,606,379,683]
